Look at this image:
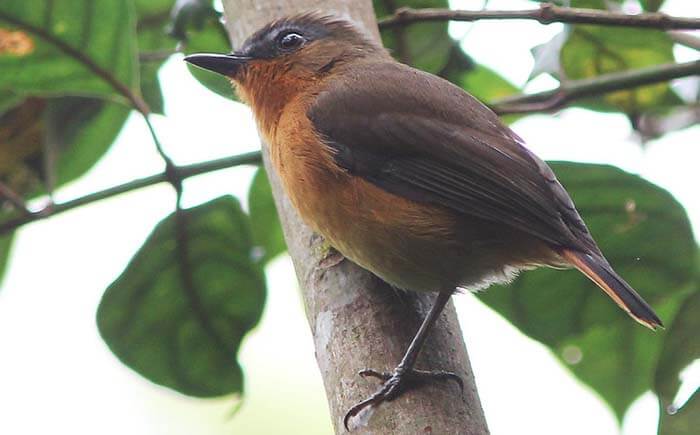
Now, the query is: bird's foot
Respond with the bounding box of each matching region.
[343,367,463,430]
[318,245,345,269]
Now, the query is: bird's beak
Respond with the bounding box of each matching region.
[184,53,252,77]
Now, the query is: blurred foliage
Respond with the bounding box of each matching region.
[0,0,698,432]
[136,0,234,104]
[374,0,452,73]
[655,287,700,406]
[0,97,129,199]
[0,229,12,286]
[528,0,690,137]
[375,0,521,117]
[0,0,138,101]
[249,168,285,265]
[659,388,699,435]
[560,27,679,113]
[479,162,698,421]
[97,196,265,397]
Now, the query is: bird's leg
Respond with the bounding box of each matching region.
[343,290,462,430]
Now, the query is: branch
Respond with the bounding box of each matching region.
[223,1,488,434]
[669,31,700,51]
[378,3,700,30]
[0,152,262,235]
[491,59,700,115]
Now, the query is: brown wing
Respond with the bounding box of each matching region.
[308,61,600,255]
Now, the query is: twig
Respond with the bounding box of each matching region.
[0,152,262,235]
[669,31,700,51]
[0,181,30,215]
[491,59,700,115]
[378,3,700,30]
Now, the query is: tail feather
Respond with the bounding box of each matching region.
[561,249,663,330]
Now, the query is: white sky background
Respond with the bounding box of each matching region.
[0,0,698,434]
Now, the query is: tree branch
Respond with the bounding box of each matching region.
[222,1,488,434]
[0,152,262,235]
[491,59,700,115]
[378,3,700,31]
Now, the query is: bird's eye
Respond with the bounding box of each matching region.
[278,32,305,51]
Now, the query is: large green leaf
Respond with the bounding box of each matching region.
[183,16,234,99]
[248,168,286,264]
[0,0,138,102]
[97,196,266,397]
[0,97,129,198]
[640,0,665,12]
[560,26,679,113]
[134,0,176,114]
[162,0,234,99]
[655,288,700,405]
[478,162,697,420]
[47,97,130,187]
[659,389,699,435]
[374,0,452,73]
[0,230,13,286]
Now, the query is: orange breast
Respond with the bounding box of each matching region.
[259,94,555,292]
[260,95,469,291]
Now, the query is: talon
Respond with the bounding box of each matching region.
[411,368,464,393]
[358,369,390,380]
[318,246,344,268]
[343,367,463,431]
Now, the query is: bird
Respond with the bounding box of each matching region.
[185,12,662,430]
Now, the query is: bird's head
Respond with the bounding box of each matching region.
[185,13,385,105]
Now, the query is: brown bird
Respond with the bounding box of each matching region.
[185,12,662,429]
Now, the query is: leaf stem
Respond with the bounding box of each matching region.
[378,3,700,30]
[0,152,262,235]
[491,59,700,115]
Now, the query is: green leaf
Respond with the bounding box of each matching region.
[659,389,700,435]
[459,63,519,104]
[0,90,22,114]
[134,0,176,114]
[168,0,218,41]
[0,230,13,286]
[640,0,664,12]
[248,168,286,264]
[0,0,138,102]
[0,97,129,199]
[183,17,234,99]
[97,196,266,397]
[375,0,452,73]
[46,97,130,187]
[654,288,700,405]
[478,162,697,420]
[560,26,679,113]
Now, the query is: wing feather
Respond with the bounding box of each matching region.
[309,61,599,254]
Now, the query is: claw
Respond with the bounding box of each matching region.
[358,369,390,380]
[343,367,462,431]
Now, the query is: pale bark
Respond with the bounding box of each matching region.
[220,1,489,433]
